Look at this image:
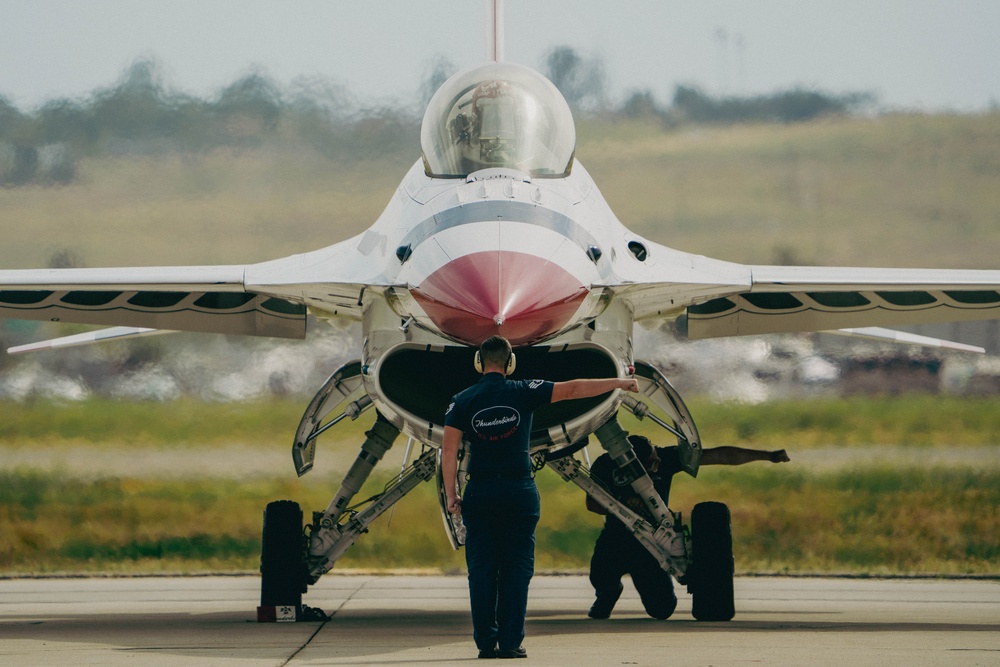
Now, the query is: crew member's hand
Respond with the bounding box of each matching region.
[770,450,790,463]
[621,379,639,393]
[646,449,661,473]
[447,494,462,514]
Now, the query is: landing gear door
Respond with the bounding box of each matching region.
[436,442,469,549]
[293,361,370,476]
[624,361,703,477]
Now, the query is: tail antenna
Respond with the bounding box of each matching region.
[488,0,504,62]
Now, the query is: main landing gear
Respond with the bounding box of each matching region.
[547,361,735,621]
[259,362,441,620]
[257,358,736,622]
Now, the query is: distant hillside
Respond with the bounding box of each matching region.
[1,112,998,272]
[578,112,1000,269]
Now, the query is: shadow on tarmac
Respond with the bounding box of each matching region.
[3,608,997,664]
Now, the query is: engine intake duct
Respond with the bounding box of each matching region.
[377,344,618,433]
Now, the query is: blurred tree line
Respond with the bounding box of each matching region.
[0,48,873,187]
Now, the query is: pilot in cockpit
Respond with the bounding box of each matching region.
[450,80,526,172]
[421,61,575,179]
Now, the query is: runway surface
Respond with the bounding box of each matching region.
[1,575,997,666]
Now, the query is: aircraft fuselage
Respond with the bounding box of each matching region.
[359,160,635,450]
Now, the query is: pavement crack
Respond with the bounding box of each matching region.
[279,619,328,667]
[280,579,368,665]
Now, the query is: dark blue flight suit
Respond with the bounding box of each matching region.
[444,372,554,654]
[589,446,683,619]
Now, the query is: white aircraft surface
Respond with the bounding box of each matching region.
[3,4,1000,622]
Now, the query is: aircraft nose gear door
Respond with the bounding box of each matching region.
[292,361,370,476]
[622,360,702,477]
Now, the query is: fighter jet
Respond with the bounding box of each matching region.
[3,11,999,623]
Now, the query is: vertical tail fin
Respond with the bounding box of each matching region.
[488,0,504,62]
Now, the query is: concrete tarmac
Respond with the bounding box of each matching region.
[1,575,998,666]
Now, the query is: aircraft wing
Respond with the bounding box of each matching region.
[0,231,400,341]
[0,264,308,339]
[678,265,1000,340]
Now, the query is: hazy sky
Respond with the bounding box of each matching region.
[1,0,998,112]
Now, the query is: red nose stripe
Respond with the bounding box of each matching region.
[411,251,587,346]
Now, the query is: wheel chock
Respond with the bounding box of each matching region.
[257,604,330,623]
[257,604,299,622]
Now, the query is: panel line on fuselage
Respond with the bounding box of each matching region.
[399,200,600,259]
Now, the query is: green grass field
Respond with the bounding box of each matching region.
[1,397,997,576]
[3,394,999,447]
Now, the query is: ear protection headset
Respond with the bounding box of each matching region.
[474,349,516,375]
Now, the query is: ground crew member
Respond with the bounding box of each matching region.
[586,435,790,620]
[443,335,639,659]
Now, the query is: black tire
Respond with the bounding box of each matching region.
[260,500,307,607]
[689,501,735,622]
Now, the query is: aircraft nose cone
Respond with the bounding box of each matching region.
[411,250,587,346]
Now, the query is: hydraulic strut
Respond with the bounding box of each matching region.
[307,446,438,581]
[547,454,688,577]
[594,416,672,525]
[316,414,401,526]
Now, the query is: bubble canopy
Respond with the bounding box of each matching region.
[420,62,576,178]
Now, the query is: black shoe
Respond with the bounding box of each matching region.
[497,646,527,659]
[588,582,624,619]
[478,647,498,659]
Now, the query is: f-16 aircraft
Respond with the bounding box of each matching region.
[3,7,1000,623]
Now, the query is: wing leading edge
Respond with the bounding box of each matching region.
[0,228,404,342]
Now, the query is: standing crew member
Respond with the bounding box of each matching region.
[586,435,790,620]
[443,335,639,660]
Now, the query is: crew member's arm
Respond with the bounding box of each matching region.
[442,425,463,513]
[550,377,639,403]
[585,455,612,515]
[700,446,790,466]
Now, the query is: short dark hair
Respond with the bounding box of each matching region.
[480,335,512,368]
[627,434,653,460]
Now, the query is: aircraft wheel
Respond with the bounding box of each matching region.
[688,501,735,622]
[260,500,308,608]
